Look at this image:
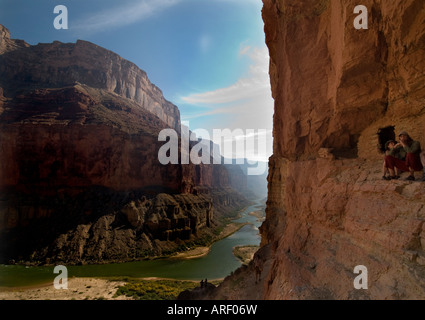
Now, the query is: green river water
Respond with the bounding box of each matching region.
[0,200,264,287]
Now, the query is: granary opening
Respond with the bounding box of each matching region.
[377,126,396,153]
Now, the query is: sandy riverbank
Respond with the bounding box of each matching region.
[0,276,224,300]
[172,246,211,259]
[171,221,249,259]
[249,210,265,222]
[0,217,252,300]
[233,245,259,265]
[0,277,131,300]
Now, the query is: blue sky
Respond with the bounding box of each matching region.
[0,0,273,161]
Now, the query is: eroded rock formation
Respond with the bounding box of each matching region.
[0,25,180,131]
[49,193,215,264]
[0,25,249,264]
[206,0,425,300]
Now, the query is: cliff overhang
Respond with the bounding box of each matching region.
[204,0,425,300]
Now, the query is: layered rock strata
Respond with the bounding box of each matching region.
[262,0,425,300]
[205,0,425,300]
[0,25,249,264]
[0,25,180,131]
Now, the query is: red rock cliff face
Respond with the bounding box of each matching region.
[0,25,180,131]
[0,26,248,264]
[0,26,233,195]
[206,0,425,300]
[260,0,425,300]
[0,84,230,194]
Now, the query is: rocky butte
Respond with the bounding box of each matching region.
[0,24,250,265]
[199,0,425,300]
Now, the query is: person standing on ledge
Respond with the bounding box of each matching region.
[385,131,423,181]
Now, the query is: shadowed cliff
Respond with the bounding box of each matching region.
[200,0,425,300]
[0,25,250,265]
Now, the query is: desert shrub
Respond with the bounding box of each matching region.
[114,280,199,300]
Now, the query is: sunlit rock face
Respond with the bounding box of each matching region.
[261,0,425,300]
[0,24,180,131]
[0,25,249,264]
[205,0,425,300]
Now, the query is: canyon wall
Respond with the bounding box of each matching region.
[206,0,425,300]
[0,25,249,265]
[0,25,180,131]
[261,0,425,300]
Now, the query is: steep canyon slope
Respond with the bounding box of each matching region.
[0,25,249,265]
[207,0,425,300]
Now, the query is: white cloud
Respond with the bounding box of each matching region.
[73,0,181,33]
[182,46,271,106]
[181,45,274,162]
[182,106,235,120]
[231,129,272,142]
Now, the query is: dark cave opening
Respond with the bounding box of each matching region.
[377,126,396,153]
